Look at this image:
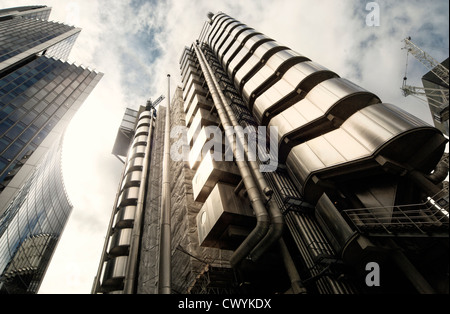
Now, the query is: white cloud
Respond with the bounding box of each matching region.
[0,0,447,293]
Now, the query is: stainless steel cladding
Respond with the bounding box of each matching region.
[129,144,146,158]
[195,12,448,294]
[113,205,137,229]
[120,170,142,190]
[269,77,380,160]
[185,94,214,127]
[196,182,256,250]
[241,48,310,107]
[108,228,133,256]
[189,126,223,170]
[192,152,241,202]
[184,81,207,114]
[101,256,128,288]
[94,108,155,294]
[117,186,140,207]
[187,107,219,145]
[253,61,338,125]
[286,103,447,203]
[124,156,144,173]
[217,25,251,65]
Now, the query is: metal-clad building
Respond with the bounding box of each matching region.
[93,12,448,294]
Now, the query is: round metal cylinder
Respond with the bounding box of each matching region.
[108,228,133,256]
[114,205,136,229]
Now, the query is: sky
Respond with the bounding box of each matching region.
[0,0,448,294]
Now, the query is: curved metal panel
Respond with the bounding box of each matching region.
[114,205,136,229]
[285,103,445,203]
[214,21,243,55]
[207,13,229,46]
[209,16,234,48]
[138,111,151,120]
[121,170,142,190]
[229,34,273,82]
[269,77,379,160]
[117,186,140,207]
[218,24,249,64]
[137,117,151,128]
[125,156,144,173]
[253,61,338,124]
[108,228,133,256]
[129,144,146,158]
[241,49,309,107]
[131,134,147,148]
[228,40,287,86]
[226,32,263,79]
[211,18,238,53]
[221,28,255,71]
[134,125,149,137]
[222,28,257,72]
[102,256,128,288]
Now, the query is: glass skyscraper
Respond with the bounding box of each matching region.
[0,137,71,293]
[0,5,102,293]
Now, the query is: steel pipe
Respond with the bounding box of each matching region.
[193,43,270,268]
[278,238,307,294]
[426,153,449,184]
[196,43,285,263]
[158,74,172,294]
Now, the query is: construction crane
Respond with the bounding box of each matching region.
[401,37,449,134]
[402,37,449,86]
[146,94,165,110]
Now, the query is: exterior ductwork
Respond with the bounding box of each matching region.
[158,75,172,294]
[93,10,448,294]
[92,107,156,294]
[194,43,274,268]
[124,109,155,294]
[426,152,449,184]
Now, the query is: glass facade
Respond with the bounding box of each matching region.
[0,5,103,214]
[0,6,51,21]
[0,10,80,76]
[0,5,103,293]
[0,56,102,195]
[0,136,71,294]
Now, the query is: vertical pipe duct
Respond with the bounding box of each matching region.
[123,108,155,294]
[278,238,307,294]
[199,44,285,261]
[193,43,271,268]
[158,74,172,294]
[91,135,134,294]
